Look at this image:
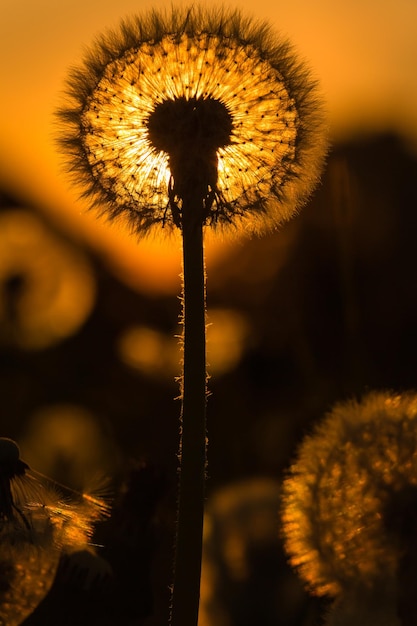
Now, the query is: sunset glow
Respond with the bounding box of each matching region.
[1,0,416,291]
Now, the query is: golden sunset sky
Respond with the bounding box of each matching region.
[1,0,416,291]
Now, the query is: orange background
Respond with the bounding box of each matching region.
[1,0,416,292]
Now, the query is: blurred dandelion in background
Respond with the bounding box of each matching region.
[0,438,110,625]
[57,6,326,238]
[0,209,95,350]
[281,390,417,611]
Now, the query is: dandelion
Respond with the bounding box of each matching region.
[0,437,109,550]
[57,7,326,626]
[57,6,326,237]
[0,437,109,625]
[281,391,417,622]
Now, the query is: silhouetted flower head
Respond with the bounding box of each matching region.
[57,6,326,236]
[281,391,417,597]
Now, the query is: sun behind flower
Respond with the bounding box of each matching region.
[57,6,326,237]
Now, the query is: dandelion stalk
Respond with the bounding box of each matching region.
[56,7,327,624]
[173,205,206,626]
[146,89,234,622]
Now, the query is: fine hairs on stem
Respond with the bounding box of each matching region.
[172,194,207,626]
[56,6,327,625]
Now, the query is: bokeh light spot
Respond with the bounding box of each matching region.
[0,209,95,350]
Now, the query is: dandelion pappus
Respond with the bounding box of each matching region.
[0,437,110,551]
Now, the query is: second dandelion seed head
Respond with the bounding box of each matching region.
[281,391,417,597]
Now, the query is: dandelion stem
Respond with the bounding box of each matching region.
[171,194,207,626]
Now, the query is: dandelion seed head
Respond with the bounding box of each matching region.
[281,391,417,596]
[0,440,109,552]
[0,440,111,623]
[57,6,327,236]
